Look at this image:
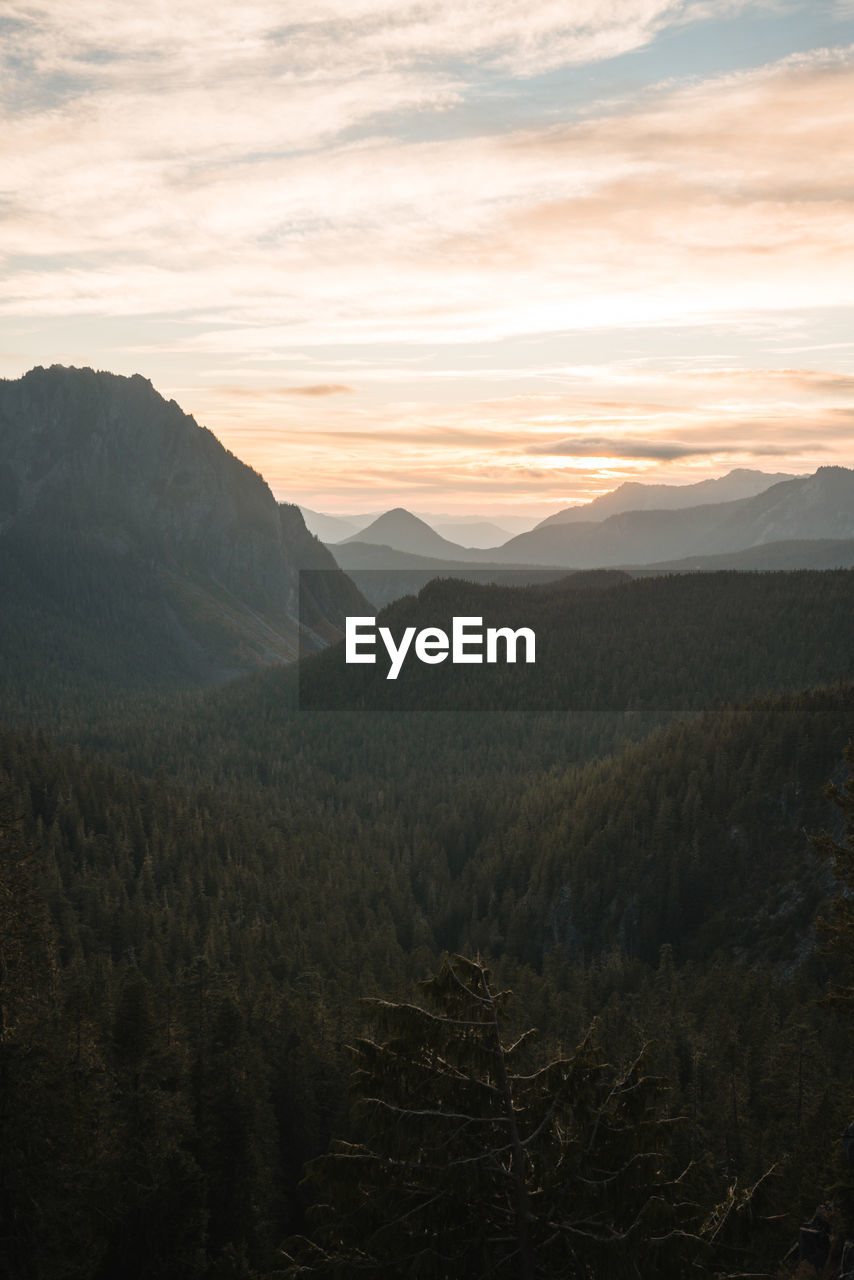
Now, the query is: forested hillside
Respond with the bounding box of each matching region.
[4,663,854,1274]
[300,568,854,711]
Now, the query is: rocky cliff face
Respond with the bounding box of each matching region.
[0,365,365,692]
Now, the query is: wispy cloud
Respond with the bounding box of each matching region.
[4,42,853,346]
[528,437,721,460]
[0,1,755,98]
[185,362,853,510]
[216,383,353,398]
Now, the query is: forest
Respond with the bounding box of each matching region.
[3,568,854,1278]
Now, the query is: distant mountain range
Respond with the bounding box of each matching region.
[496,468,854,566]
[303,470,796,549]
[537,468,798,526]
[325,468,854,574]
[430,517,524,547]
[301,506,533,546]
[0,365,364,702]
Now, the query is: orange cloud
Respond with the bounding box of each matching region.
[216,384,353,397]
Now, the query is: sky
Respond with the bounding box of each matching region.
[2,1,854,518]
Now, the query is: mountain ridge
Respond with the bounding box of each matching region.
[537,468,799,527]
[0,364,365,705]
[493,467,854,567]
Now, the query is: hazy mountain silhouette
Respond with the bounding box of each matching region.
[299,507,363,543]
[330,472,851,571]
[431,518,521,547]
[414,510,535,534]
[492,468,854,567]
[310,507,531,551]
[0,365,365,696]
[337,507,483,560]
[538,468,797,527]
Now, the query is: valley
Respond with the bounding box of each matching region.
[2,367,854,1278]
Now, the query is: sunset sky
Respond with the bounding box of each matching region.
[2,1,854,517]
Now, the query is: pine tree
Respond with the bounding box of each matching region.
[283,954,700,1278]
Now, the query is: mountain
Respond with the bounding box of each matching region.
[492,467,854,567]
[426,512,537,536]
[299,506,363,543]
[337,507,484,560]
[0,364,365,706]
[331,474,854,572]
[538,468,797,527]
[431,519,521,547]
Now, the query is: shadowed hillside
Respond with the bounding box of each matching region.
[0,365,365,713]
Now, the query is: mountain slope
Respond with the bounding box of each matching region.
[6,637,854,1274]
[465,681,854,968]
[638,537,854,572]
[539,468,797,527]
[0,364,364,706]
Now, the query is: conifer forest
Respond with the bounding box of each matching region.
[4,558,854,1278]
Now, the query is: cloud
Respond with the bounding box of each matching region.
[4,40,854,351]
[279,383,353,396]
[178,358,853,514]
[217,383,353,397]
[0,1,752,100]
[528,436,721,460]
